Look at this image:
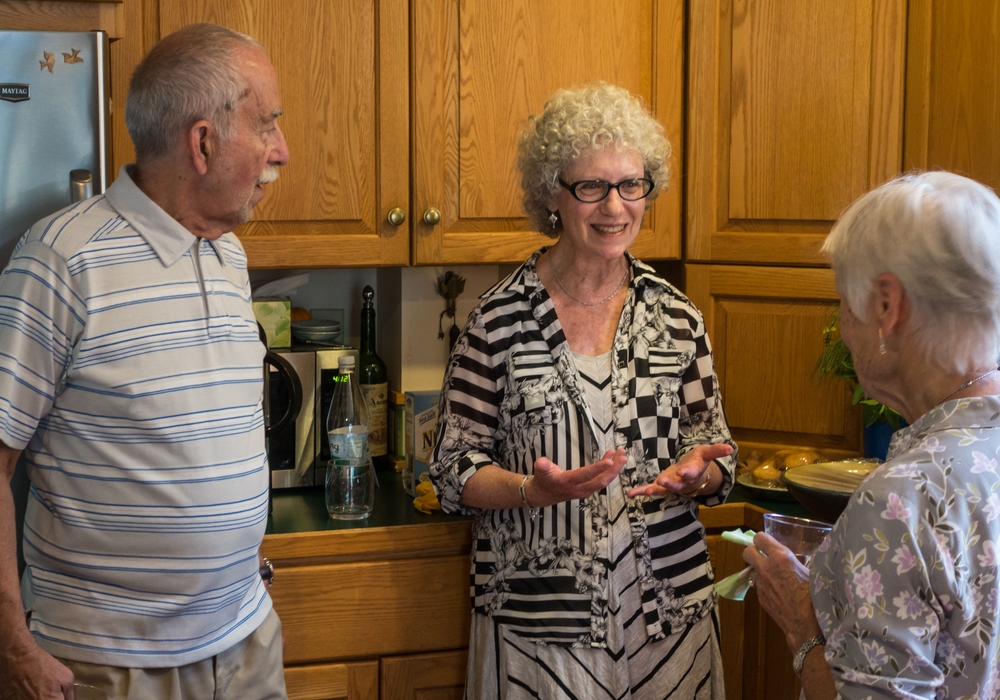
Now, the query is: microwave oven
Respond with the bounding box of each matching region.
[266,345,359,489]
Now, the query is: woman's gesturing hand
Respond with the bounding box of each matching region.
[625,443,733,498]
[528,449,629,507]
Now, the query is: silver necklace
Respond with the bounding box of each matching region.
[937,368,999,405]
[550,259,629,307]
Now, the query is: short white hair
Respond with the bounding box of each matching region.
[125,24,262,163]
[822,171,1000,374]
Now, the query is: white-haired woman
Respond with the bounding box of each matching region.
[430,82,737,699]
[744,171,1000,699]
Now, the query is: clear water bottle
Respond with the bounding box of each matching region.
[325,355,376,520]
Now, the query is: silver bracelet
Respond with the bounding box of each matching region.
[792,634,825,678]
[519,475,532,507]
[519,475,539,521]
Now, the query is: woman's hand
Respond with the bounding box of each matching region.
[527,449,628,507]
[625,443,733,498]
[742,532,823,651]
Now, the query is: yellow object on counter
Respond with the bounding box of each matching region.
[413,479,441,514]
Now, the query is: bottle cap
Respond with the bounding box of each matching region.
[338,355,356,368]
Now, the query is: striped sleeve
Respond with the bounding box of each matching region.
[0,240,86,449]
[674,306,737,507]
[430,306,503,515]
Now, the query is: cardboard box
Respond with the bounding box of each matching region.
[253,298,291,348]
[404,390,440,496]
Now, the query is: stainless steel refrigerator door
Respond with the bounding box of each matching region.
[0,30,110,267]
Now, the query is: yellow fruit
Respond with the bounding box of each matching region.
[291,307,312,322]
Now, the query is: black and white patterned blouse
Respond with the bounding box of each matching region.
[430,249,738,647]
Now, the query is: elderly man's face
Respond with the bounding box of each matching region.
[210,46,289,229]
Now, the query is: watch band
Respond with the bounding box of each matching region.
[792,634,825,678]
[259,557,274,587]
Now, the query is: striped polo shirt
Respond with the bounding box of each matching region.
[0,166,271,667]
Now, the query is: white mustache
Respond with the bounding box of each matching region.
[257,165,280,185]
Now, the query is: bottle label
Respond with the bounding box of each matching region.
[329,431,369,461]
[362,382,388,457]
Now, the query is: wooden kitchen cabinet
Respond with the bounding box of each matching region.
[905,0,1000,190]
[685,263,862,457]
[411,0,684,265]
[158,0,409,269]
[686,0,907,266]
[705,511,800,700]
[285,661,379,700]
[265,494,799,700]
[262,518,472,700]
[380,649,467,700]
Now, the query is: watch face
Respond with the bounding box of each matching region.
[259,559,275,585]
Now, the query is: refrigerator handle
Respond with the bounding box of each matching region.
[70,169,93,203]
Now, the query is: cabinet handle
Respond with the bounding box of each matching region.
[422,207,442,226]
[386,207,406,226]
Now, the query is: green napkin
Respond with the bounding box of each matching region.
[714,529,757,601]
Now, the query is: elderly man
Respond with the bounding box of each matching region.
[0,23,289,700]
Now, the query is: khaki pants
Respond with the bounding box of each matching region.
[58,608,287,700]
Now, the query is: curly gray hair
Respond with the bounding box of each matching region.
[125,24,262,163]
[517,82,671,236]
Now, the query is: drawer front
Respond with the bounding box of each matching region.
[272,555,471,663]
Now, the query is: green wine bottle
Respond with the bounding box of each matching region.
[359,285,391,472]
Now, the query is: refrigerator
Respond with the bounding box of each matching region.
[0,29,111,577]
[0,29,111,264]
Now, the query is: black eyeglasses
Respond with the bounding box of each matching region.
[558,177,655,203]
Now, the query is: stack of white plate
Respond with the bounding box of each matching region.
[291,320,342,343]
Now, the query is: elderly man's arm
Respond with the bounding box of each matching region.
[0,441,75,699]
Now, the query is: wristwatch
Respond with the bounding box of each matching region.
[259,557,274,587]
[792,634,825,678]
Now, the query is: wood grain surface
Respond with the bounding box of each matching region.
[686,0,906,265]
[686,264,862,455]
[412,0,683,264]
[159,0,409,268]
[905,0,1000,191]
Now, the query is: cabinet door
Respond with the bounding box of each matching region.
[687,0,906,265]
[685,264,861,456]
[381,649,467,700]
[905,0,1000,189]
[160,0,409,269]
[706,535,800,700]
[285,661,378,700]
[412,0,683,264]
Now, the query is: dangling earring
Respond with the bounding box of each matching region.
[878,328,887,355]
[548,211,559,231]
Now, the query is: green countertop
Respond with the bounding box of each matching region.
[266,471,472,535]
[266,473,813,536]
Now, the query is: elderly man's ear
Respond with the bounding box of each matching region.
[186,120,217,176]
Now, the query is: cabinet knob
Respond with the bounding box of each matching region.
[422,207,442,226]
[386,207,406,226]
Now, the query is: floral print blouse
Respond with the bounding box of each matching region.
[430,250,738,647]
[811,396,1000,699]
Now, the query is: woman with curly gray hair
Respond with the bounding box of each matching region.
[430,82,737,699]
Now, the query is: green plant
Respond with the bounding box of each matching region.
[814,306,904,429]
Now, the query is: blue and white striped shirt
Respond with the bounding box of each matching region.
[0,166,271,667]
